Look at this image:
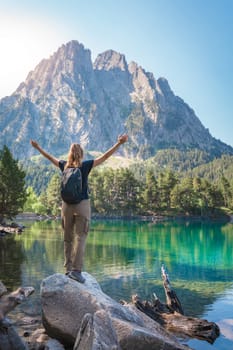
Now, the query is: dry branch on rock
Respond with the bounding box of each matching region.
[128,265,220,344]
[0,282,35,350]
[0,223,24,236]
[0,287,34,321]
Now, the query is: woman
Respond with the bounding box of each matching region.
[30,134,128,283]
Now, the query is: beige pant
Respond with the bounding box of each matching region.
[61,199,91,272]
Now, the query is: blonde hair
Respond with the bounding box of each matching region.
[65,143,83,169]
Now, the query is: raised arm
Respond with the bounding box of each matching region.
[93,134,128,168]
[30,140,59,168]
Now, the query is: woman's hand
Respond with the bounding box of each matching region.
[30,140,39,149]
[118,134,128,144]
[30,139,59,167]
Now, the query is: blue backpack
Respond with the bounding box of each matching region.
[61,167,82,204]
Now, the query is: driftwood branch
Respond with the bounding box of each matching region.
[129,265,220,344]
[0,282,35,350]
[0,223,23,236]
[0,286,34,321]
[161,264,184,314]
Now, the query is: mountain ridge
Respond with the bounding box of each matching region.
[0,40,232,160]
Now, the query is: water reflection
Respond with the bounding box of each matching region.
[0,219,233,349]
[0,235,25,290]
[188,285,233,350]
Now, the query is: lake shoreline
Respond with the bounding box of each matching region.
[14,210,232,224]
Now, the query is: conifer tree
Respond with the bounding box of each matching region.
[46,174,61,215]
[220,176,232,208]
[0,145,27,222]
[143,170,159,213]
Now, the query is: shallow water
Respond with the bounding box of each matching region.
[0,219,233,349]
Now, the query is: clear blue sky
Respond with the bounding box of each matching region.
[1,0,233,147]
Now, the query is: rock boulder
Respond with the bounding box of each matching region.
[40,273,190,350]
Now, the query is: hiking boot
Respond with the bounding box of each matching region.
[69,270,85,283]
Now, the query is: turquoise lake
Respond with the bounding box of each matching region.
[0,219,233,349]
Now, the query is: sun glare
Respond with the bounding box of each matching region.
[0,15,64,98]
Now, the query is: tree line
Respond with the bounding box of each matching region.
[1,145,232,221]
[24,166,233,218]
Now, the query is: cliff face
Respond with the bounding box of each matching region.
[0,40,232,159]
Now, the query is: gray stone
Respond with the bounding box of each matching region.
[46,338,65,350]
[41,273,190,350]
[74,311,120,350]
[0,320,28,350]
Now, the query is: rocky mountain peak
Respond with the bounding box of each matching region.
[94,50,128,71]
[0,40,233,160]
[15,40,93,101]
[156,77,175,99]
